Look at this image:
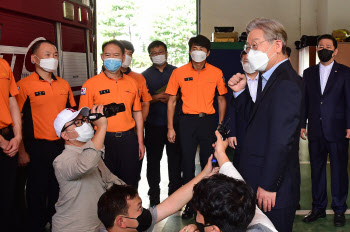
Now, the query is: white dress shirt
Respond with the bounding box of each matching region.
[319,61,334,94]
[246,73,260,102]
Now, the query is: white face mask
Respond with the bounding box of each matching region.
[190,50,207,63]
[151,54,166,65]
[247,41,276,72]
[122,54,132,68]
[35,55,58,72]
[242,62,256,74]
[67,123,95,142]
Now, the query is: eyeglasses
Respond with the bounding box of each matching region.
[150,51,165,56]
[61,117,88,132]
[244,40,267,52]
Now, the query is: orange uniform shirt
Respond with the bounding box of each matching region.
[0,58,19,129]
[16,72,76,141]
[166,62,227,114]
[79,72,141,132]
[126,70,152,102]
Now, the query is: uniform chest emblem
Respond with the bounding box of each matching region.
[99,89,110,95]
[35,91,45,96]
[184,77,193,81]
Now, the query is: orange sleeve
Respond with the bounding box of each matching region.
[7,63,19,97]
[132,81,142,111]
[79,81,94,109]
[68,86,76,107]
[15,80,28,112]
[140,75,152,102]
[216,71,228,95]
[165,71,179,96]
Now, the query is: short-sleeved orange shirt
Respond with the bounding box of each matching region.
[125,69,152,102]
[16,72,76,141]
[79,72,141,132]
[0,58,19,129]
[166,62,227,114]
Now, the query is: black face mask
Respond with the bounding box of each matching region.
[124,208,153,231]
[317,49,334,62]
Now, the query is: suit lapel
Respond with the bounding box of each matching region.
[322,61,338,95]
[315,64,322,96]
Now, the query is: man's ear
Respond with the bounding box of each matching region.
[333,48,338,57]
[207,50,211,57]
[275,40,283,53]
[115,215,126,228]
[60,131,69,141]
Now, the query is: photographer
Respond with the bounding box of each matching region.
[180,131,277,232]
[52,105,125,232]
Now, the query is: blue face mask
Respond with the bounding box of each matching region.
[104,58,122,73]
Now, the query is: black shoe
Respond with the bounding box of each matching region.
[334,213,345,227]
[302,210,326,223]
[182,204,194,219]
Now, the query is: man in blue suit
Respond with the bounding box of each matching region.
[228,18,303,232]
[227,50,262,171]
[301,34,350,227]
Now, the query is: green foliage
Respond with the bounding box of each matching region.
[150,0,197,66]
[98,0,138,40]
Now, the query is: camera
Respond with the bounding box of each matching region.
[88,103,126,121]
[212,119,231,167]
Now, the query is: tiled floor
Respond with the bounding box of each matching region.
[137,140,350,231]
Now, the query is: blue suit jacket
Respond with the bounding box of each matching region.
[302,61,350,142]
[233,60,302,209]
[227,74,262,149]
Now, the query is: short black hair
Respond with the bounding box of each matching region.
[120,40,135,53]
[192,174,256,231]
[317,34,338,49]
[102,40,125,55]
[147,40,167,54]
[98,184,138,229]
[240,50,247,60]
[286,47,291,57]
[32,40,56,54]
[188,35,211,52]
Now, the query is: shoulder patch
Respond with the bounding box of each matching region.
[81,87,86,95]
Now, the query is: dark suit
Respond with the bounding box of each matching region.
[227,74,262,171]
[302,61,350,214]
[233,60,302,232]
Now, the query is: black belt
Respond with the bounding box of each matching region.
[0,125,12,136]
[182,113,213,118]
[107,128,134,138]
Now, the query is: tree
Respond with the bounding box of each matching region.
[150,0,197,66]
[98,0,138,41]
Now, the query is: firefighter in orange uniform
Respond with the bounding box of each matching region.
[166,35,227,218]
[79,40,144,187]
[0,57,22,231]
[16,40,76,232]
[120,40,152,122]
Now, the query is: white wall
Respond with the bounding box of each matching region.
[200,0,350,70]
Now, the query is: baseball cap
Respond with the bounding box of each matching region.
[54,107,90,137]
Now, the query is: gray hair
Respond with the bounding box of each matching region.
[246,18,288,55]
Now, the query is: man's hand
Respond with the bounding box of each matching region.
[257,186,277,212]
[300,128,307,140]
[346,129,350,139]
[139,143,145,160]
[91,105,107,129]
[167,128,176,143]
[0,136,9,151]
[228,137,237,149]
[159,93,170,104]
[202,155,219,177]
[211,131,230,166]
[18,150,30,167]
[4,136,20,157]
[179,224,199,232]
[228,73,247,92]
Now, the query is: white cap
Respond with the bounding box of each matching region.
[54,107,90,137]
